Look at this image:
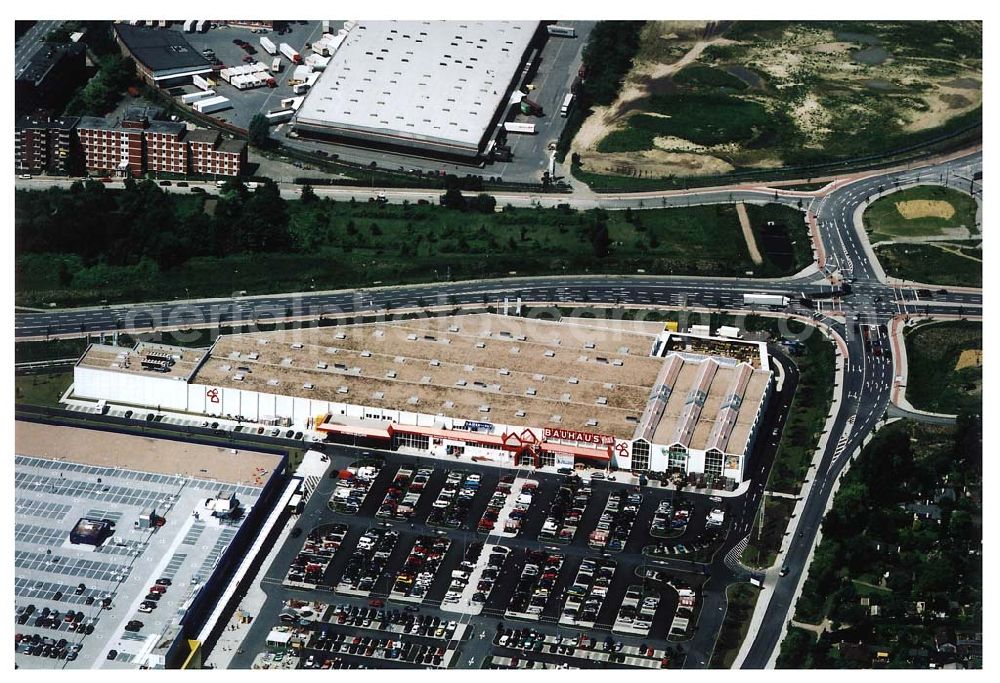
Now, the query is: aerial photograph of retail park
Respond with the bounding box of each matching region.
[11,14,982,672]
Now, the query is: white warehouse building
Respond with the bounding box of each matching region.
[292,20,541,159]
[70,315,773,485]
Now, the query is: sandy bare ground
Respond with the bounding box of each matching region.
[735,202,763,265]
[571,35,735,169]
[15,420,283,486]
[895,199,956,220]
[955,349,983,371]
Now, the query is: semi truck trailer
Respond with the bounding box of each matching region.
[279,42,303,64]
[260,36,277,55]
[743,293,790,307]
[547,25,576,37]
[504,122,536,134]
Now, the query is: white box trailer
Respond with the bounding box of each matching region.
[260,36,277,55]
[192,96,231,114]
[547,25,576,37]
[192,73,213,91]
[322,20,331,32]
[292,83,309,95]
[181,89,215,104]
[266,109,295,124]
[279,42,302,64]
[195,20,207,33]
[271,57,282,73]
[504,121,536,134]
[743,293,790,307]
[305,53,330,70]
[560,93,574,117]
[183,20,195,33]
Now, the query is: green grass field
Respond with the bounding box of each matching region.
[16,201,810,307]
[14,371,73,407]
[864,185,979,242]
[904,321,982,415]
[874,243,981,287]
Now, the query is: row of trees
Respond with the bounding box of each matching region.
[557,21,644,160]
[15,178,292,272]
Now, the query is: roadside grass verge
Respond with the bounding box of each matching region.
[874,243,982,287]
[903,321,982,415]
[767,326,837,494]
[709,584,762,668]
[741,496,797,569]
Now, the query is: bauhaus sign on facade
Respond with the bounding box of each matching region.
[543,427,616,446]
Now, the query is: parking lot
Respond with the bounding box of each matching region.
[169,21,328,131]
[14,427,271,669]
[231,442,733,668]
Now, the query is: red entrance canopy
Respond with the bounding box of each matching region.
[541,442,611,460]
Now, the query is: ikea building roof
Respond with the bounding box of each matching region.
[294,20,539,156]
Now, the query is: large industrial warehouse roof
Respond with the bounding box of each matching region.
[186,314,770,449]
[294,20,538,153]
[113,24,212,76]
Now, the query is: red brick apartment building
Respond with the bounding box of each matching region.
[186,129,248,176]
[75,107,245,177]
[15,115,80,175]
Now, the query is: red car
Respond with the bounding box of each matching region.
[368,598,385,608]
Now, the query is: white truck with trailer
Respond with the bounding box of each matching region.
[503,121,536,134]
[279,42,302,64]
[743,293,790,307]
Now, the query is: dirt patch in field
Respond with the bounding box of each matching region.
[589,148,735,178]
[955,349,982,371]
[895,200,956,220]
[651,135,707,153]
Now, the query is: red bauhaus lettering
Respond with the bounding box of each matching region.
[543,427,615,446]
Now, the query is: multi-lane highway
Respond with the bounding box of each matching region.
[13,148,983,669]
